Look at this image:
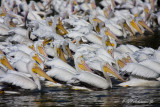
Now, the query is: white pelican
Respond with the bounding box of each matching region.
[116,45,134,54]
[96,46,115,65]
[132,47,155,62]
[153,50,160,60]
[119,62,160,87]
[46,67,75,84]
[119,77,160,87]
[45,58,77,74]
[0,61,55,90]
[69,61,124,89]
[139,59,160,74]
[66,52,125,89]
[49,40,74,62]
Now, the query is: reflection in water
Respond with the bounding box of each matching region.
[0,87,160,106]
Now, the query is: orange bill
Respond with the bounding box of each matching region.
[29,45,36,51]
[130,20,143,35]
[0,49,4,55]
[138,20,154,34]
[1,56,15,70]
[57,48,67,63]
[43,38,52,46]
[79,60,93,73]
[105,29,120,42]
[32,54,43,64]
[38,45,48,57]
[32,64,56,83]
[123,21,135,35]
[65,46,74,60]
[103,63,125,81]
[117,59,126,68]
[93,18,102,23]
[107,49,114,58]
[91,1,96,9]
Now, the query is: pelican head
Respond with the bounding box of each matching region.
[37,44,48,57]
[115,53,135,71]
[56,44,67,63]
[34,41,48,57]
[43,38,53,47]
[0,55,15,71]
[26,61,56,90]
[129,18,143,35]
[117,19,135,36]
[56,18,68,36]
[29,62,56,83]
[62,41,73,60]
[0,49,4,55]
[74,53,92,73]
[29,45,36,51]
[102,63,125,82]
[46,17,53,26]
[103,27,120,42]
[32,53,43,65]
[102,36,117,49]
[107,46,114,58]
[136,18,154,34]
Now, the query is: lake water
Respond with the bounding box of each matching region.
[0,86,160,106]
[0,28,160,106]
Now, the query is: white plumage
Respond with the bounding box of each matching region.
[0,70,37,90]
[45,58,77,73]
[46,67,75,83]
[121,63,159,79]
[119,77,160,87]
[139,59,160,74]
[71,71,111,89]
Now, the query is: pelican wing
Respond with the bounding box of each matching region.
[121,63,159,79]
[45,58,77,73]
[119,77,160,87]
[0,71,37,90]
[140,60,160,74]
[46,67,74,82]
[72,71,110,89]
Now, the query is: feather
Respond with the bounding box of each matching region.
[0,71,37,90]
[121,63,159,79]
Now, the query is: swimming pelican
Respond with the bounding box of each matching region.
[119,62,160,87]
[69,61,124,89]
[0,60,55,90]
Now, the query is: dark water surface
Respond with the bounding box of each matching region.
[0,86,160,106]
